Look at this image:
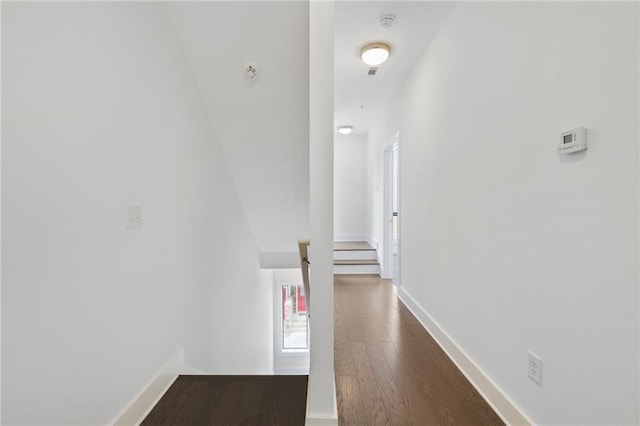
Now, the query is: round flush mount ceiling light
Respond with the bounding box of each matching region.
[360,42,391,66]
[337,125,353,135]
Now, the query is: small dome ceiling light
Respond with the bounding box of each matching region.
[337,125,353,135]
[360,42,391,66]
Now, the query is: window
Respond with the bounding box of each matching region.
[272,269,309,375]
[281,284,308,350]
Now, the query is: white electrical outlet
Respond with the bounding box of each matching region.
[127,205,142,229]
[528,351,542,385]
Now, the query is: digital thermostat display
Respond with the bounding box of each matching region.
[559,127,586,154]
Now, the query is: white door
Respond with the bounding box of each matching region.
[391,143,399,285]
[384,134,400,286]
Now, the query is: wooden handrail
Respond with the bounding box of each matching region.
[298,239,311,315]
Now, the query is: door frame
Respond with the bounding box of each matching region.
[383,132,400,285]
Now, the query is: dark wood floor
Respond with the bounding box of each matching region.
[334,274,503,426]
[141,375,308,425]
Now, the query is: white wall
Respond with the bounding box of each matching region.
[167,2,310,258]
[334,133,368,240]
[2,3,272,424]
[307,1,337,423]
[368,2,639,424]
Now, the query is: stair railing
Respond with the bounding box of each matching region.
[298,239,311,316]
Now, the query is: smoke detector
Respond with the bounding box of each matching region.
[244,63,260,82]
[379,14,396,30]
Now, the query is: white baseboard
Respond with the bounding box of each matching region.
[397,288,532,426]
[274,367,310,375]
[306,376,338,426]
[181,366,206,375]
[110,348,183,426]
[305,417,338,426]
[333,233,369,242]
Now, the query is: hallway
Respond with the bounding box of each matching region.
[334,274,503,425]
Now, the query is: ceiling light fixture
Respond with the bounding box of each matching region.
[337,125,353,135]
[360,42,391,66]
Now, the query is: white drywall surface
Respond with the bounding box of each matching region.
[166,2,310,256]
[334,133,368,239]
[2,3,272,424]
[307,0,337,422]
[368,2,639,424]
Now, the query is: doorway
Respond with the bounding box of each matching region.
[384,133,400,286]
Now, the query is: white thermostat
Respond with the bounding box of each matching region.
[558,127,587,154]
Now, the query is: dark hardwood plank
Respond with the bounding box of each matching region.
[336,375,367,425]
[345,316,365,342]
[350,342,390,425]
[142,375,307,425]
[334,274,503,426]
[359,318,392,343]
[379,340,462,425]
[334,338,357,376]
[365,342,422,425]
[253,378,304,426]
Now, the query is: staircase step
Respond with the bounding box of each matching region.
[333,241,379,274]
[334,241,375,251]
[334,263,380,274]
[334,259,379,266]
[334,250,378,261]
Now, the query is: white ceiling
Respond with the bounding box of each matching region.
[166,1,455,254]
[335,1,456,135]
